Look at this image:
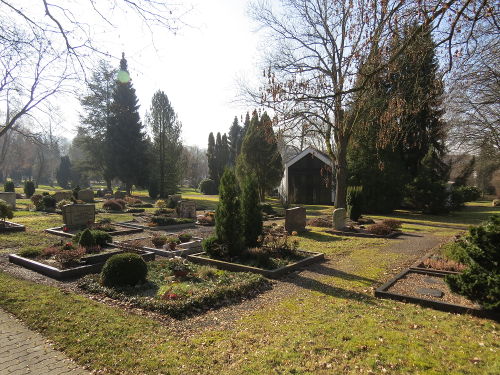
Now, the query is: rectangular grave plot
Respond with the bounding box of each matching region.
[119,221,196,231]
[9,249,154,280]
[187,250,325,279]
[45,223,143,238]
[0,221,26,233]
[114,237,202,258]
[375,269,488,317]
[409,253,461,275]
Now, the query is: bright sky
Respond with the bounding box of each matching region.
[62,0,262,148]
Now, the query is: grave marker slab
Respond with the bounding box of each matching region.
[285,206,306,233]
[0,192,16,209]
[177,200,196,219]
[417,288,443,298]
[78,189,94,203]
[61,204,95,227]
[333,208,346,230]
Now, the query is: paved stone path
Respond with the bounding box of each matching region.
[0,309,90,375]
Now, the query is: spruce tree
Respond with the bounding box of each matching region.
[238,112,251,154]
[56,156,72,189]
[105,53,149,194]
[241,174,262,247]
[228,116,242,165]
[215,168,243,256]
[147,90,183,197]
[77,60,116,189]
[237,111,283,200]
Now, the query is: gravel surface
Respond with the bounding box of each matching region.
[388,272,479,308]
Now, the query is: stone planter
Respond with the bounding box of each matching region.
[0,221,26,233]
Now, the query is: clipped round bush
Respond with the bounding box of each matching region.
[41,195,56,210]
[24,180,35,198]
[101,253,148,287]
[92,230,112,247]
[178,233,192,243]
[19,248,42,258]
[198,178,217,195]
[0,199,14,223]
[3,180,15,192]
[31,194,43,206]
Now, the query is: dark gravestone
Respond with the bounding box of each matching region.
[417,288,443,298]
[285,207,306,233]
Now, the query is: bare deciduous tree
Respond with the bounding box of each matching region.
[245,0,498,208]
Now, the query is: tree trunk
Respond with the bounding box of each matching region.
[334,138,348,209]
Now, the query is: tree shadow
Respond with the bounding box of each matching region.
[283,272,378,305]
[300,230,343,242]
[398,232,424,238]
[308,263,379,284]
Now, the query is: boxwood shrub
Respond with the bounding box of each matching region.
[101,253,148,287]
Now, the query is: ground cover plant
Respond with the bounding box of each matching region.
[79,257,270,318]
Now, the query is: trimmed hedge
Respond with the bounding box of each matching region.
[101,253,148,287]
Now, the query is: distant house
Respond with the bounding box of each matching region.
[279,146,335,205]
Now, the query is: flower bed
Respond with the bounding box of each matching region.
[325,219,403,238]
[374,269,491,317]
[9,241,154,280]
[410,253,467,275]
[78,258,271,317]
[0,220,26,233]
[45,222,143,238]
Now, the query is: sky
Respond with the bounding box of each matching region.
[60,0,263,149]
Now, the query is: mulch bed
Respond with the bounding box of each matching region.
[387,272,478,309]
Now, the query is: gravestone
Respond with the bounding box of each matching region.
[61,204,95,228]
[0,192,16,209]
[114,190,126,199]
[168,194,182,204]
[54,191,73,202]
[417,287,443,298]
[177,200,196,219]
[78,189,94,203]
[285,206,306,233]
[333,208,346,230]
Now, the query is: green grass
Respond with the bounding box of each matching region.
[0,200,499,374]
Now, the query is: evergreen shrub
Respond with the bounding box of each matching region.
[445,215,500,311]
[101,253,148,287]
[346,186,363,221]
[3,180,14,192]
[24,180,35,198]
[199,178,217,195]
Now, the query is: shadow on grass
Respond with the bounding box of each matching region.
[300,231,344,242]
[309,263,378,284]
[399,232,424,238]
[285,272,378,305]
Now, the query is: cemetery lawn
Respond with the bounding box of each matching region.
[0,196,498,374]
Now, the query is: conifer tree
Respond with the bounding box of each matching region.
[237,111,283,200]
[228,116,242,165]
[147,90,182,197]
[105,53,149,194]
[241,174,262,247]
[238,112,251,154]
[215,168,243,256]
[56,156,72,189]
[207,132,217,182]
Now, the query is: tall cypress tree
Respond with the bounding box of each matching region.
[147,90,182,197]
[238,112,251,154]
[56,156,72,189]
[207,132,217,182]
[228,116,242,165]
[105,53,149,194]
[237,111,283,200]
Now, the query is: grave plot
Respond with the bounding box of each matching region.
[325,217,404,238]
[375,269,487,317]
[410,253,467,275]
[121,203,196,230]
[8,236,155,280]
[187,225,324,279]
[45,204,143,237]
[115,232,203,257]
[78,257,271,318]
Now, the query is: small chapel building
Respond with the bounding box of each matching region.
[279,146,335,205]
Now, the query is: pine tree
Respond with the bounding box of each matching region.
[237,111,283,200]
[147,90,182,197]
[215,168,243,256]
[105,53,149,194]
[56,156,72,189]
[238,112,251,154]
[241,174,262,247]
[228,116,242,165]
